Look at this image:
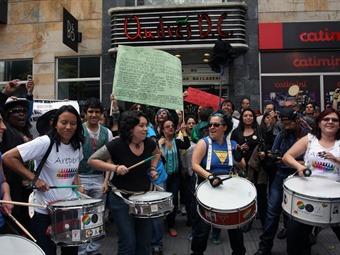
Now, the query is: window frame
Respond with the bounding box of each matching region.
[55,56,102,101]
[0,58,33,87]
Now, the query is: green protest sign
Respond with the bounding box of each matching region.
[112,45,183,110]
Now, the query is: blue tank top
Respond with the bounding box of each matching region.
[200,136,237,176]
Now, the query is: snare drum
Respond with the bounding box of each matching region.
[283,175,340,226]
[0,234,45,254]
[49,198,105,246]
[127,191,173,218]
[196,176,257,229]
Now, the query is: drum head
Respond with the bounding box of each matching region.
[0,235,45,255]
[196,176,257,211]
[129,191,172,202]
[51,198,101,207]
[284,176,340,199]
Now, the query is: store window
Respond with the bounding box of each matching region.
[0,59,33,84]
[56,56,101,106]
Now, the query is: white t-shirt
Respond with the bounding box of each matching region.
[86,124,113,141]
[304,134,340,180]
[17,135,83,214]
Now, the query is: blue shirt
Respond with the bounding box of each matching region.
[201,136,237,176]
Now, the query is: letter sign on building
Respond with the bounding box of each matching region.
[63,8,79,52]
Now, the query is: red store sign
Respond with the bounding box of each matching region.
[259,21,340,50]
[109,3,248,51]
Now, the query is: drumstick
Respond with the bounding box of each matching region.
[33,185,82,189]
[0,200,47,208]
[7,212,36,242]
[127,154,159,171]
[220,176,233,182]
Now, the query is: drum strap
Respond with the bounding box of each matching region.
[206,134,233,171]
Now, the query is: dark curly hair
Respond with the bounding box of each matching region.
[48,105,84,150]
[238,108,258,131]
[119,111,149,143]
[312,108,340,140]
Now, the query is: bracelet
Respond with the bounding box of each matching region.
[150,166,156,171]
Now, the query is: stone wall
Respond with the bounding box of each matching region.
[0,0,102,99]
[258,0,340,22]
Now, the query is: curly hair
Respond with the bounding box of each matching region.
[119,111,149,143]
[48,105,84,150]
[238,108,258,131]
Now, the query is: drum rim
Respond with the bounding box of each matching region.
[49,199,104,209]
[197,198,257,213]
[283,176,340,200]
[128,191,173,202]
[0,234,45,254]
[283,184,340,202]
[195,176,257,210]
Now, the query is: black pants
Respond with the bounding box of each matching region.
[31,212,78,255]
[287,218,340,255]
[191,199,246,255]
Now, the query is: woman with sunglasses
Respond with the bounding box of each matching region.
[283,108,340,255]
[190,112,246,255]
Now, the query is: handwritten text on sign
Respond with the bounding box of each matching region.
[112,45,183,110]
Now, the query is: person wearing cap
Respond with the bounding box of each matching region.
[78,98,113,255]
[254,107,309,255]
[0,96,33,232]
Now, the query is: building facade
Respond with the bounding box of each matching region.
[0,0,339,111]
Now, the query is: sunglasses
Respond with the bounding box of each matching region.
[322,117,339,123]
[208,123,224,128]
[8,108,27,114]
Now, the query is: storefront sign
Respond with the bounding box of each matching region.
[261,76,320,109]
[109,3,248,52]
[63,8,79,52]
[261,52,340,73]
[182,65,222,85]
[0,0,8,24]
[259,21,340,50]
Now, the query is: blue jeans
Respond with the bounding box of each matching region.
[166,173,180,229]
[78,174,105,255]
[108,192,152,255]
[258,168,292,251]
[31,212,78,255]
[151,183,166,249]
[79,175,106,255]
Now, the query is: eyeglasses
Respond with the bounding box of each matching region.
[208,123,224,128]
[8,108,27,114]
[164,124,174,128]
[322,117,339,123]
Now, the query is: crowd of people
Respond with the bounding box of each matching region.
[0,78,339,255]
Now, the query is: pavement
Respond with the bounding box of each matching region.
[96,213,340,255]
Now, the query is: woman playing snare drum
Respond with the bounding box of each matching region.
[283,108,340,255]
[88,111,159,255]
[190,111,246,255]
[3,105,84,255]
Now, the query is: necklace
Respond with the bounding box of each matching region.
[131,141,143,149]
